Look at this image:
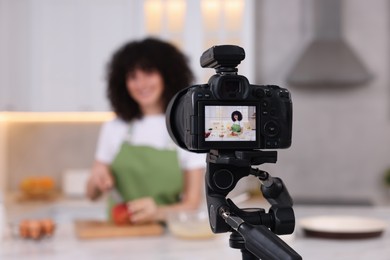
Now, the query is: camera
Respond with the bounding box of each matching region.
[166,45,292,153]
[166,45,301,259]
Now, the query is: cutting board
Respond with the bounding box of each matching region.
[74,220,164,239]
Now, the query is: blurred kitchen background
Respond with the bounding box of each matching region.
[0,0,390,205]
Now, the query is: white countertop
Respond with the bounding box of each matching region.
[1,198,390,260]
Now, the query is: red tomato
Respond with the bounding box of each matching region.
[112,203,131,225]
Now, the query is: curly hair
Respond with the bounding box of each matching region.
[106,38,193,121]
[231,111,243,121]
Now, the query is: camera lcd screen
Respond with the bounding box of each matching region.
[204,106,256,141]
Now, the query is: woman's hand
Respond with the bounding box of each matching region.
[87,161,114,200]
[126,168,205,224]
[127,197,158,224]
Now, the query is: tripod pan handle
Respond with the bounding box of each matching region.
[238,223,302,260]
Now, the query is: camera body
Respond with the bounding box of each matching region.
[166,45,292,153]
[166,45,301,260]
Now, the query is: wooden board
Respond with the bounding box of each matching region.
[74,220,164,239]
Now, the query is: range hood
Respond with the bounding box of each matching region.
[287,0,372,88]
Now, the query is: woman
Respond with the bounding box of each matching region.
[231,110,242,133]
[87,38,205,224]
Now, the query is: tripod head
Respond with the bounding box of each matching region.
[205,149,302,260]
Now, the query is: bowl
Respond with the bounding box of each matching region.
[167,210,215,239]
[19,176,55,199]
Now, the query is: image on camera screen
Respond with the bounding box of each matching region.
[204,106,256,141]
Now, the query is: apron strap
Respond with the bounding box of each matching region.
[124,122,134,145]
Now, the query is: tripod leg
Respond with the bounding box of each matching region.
[230,231,259,260]
[241,249,259,260]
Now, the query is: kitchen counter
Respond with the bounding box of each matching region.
[1,199,390,260]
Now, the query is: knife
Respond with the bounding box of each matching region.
[110,188,124,204]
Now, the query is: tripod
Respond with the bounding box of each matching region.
[205,149,302,260]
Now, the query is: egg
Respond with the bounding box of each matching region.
[19,220,30,238]
[28,220,42,240]
[40,219,55,236]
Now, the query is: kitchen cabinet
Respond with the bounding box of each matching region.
[0,0,255,111]
[0,0,32,111]
[0,0,135,111]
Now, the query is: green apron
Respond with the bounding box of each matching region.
[108,123,183,218]
[231,123,241,133]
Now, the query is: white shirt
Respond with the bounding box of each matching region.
[95,115,206,171]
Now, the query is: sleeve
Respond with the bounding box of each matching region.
[95,121,117,164]
[177,148,207,171]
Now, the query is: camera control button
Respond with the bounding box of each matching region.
[262,101,268,108]
[253,88,265,98]
[204,93,211,98]
[265,90,272,97]
[266,140,279,148]
[279,90,290,98]
[264,121,279,137]
[262,110,269,116]
[196,93,203,98]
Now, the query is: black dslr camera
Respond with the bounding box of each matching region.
[166,45,301,260]
[166,45,292,153]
